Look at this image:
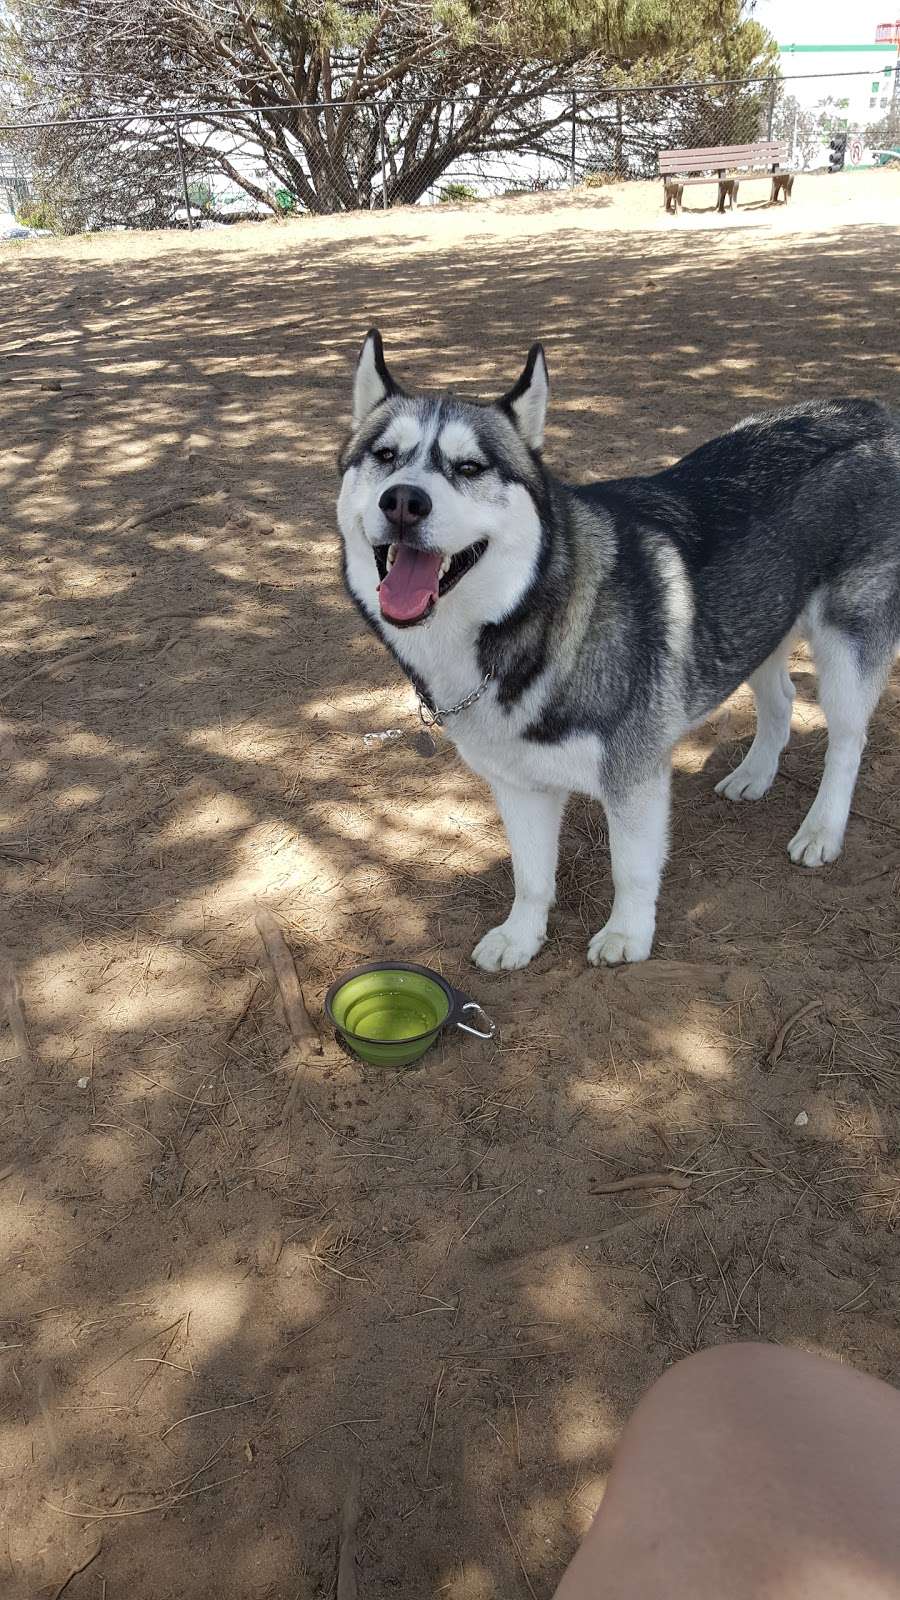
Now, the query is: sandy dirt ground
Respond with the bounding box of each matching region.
[1,168,900,1599]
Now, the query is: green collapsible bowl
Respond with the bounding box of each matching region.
[324,960,496,1068]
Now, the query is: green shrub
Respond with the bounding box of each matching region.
[187,179,215,212]
[14,196,60,231]
[440,182,479,203]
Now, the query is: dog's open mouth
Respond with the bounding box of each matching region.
[374,540,487,626]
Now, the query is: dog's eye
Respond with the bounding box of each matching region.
[372,446,396,465]
[456,460,485,478]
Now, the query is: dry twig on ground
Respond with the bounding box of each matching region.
[0,954,36,1069]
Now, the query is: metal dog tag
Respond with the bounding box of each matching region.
[411,730,437,758]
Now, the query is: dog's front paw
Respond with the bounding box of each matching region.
[714,756,778,802]
[472,921,543,973]
[788,819,843,868]
[587,923,653,966]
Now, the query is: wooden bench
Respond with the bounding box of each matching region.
[660,141,794,215]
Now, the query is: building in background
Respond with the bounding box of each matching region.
[776,35,899,163]
[779,40,897,125]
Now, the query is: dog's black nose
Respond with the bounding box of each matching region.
[378,483,432,529]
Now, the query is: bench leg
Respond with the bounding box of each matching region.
[718,178,738,213]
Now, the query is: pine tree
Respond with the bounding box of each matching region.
[1,0,778,227]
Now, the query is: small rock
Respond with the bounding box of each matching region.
[76,1076,90,1089]
[793,1110,809,1127]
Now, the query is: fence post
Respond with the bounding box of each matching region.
[615,94,624,176]
[570,87,577,187]
[766,78,777,140]
[174,116,194,231]
[378,106,388,208]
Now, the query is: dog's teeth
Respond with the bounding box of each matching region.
[439,557,450,579]
[386,544,397,569]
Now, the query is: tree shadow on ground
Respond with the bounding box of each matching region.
[1,211,899,1599]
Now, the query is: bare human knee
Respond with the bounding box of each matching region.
[555,1345,900,1600]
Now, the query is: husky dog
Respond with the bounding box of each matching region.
[338,330,900,971]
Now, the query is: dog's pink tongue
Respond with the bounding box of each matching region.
[378,545,443,623]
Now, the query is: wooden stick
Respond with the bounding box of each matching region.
[3,615,200,700]
[494,1211,671,1282]
[50,1535,103,1600]
[424,1365,445,1480]
[253,904,320,1051]
[498,1492,538,1600]
[589,1171,692,1195]
[850,855,900,887]
[766,999,823,1068]
[160,1396,261,1439]
[456,1180,524,1247]
[0,955,36,1069]
[151,629,188,661]
[37,1363,60,1462]
[336,1463,361,1600]
[281,1066,304,1122]
[225,977,261,1042]
[613,959,730,986]
[1,632,155,698]
[88,1316,185,1383]
[113,496,200,533]
[70,779,201,854]
[276,1417,379,1464]
[45,641,126,678]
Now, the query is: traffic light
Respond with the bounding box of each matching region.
[829,133,847,172]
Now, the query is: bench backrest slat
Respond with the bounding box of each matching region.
[659,140,787,174]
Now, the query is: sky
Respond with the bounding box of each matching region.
[752,0,896,47]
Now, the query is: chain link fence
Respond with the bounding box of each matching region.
[3,67,898,234]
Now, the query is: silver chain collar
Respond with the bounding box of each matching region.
[418,666,494,728]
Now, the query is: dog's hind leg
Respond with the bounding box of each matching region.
[589,762,671,966]
[472,782,567,972]
[788,615,893,868]
[715,636,795,801]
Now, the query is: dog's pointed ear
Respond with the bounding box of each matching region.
[500,343,549,452]
[352,328,400,427]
